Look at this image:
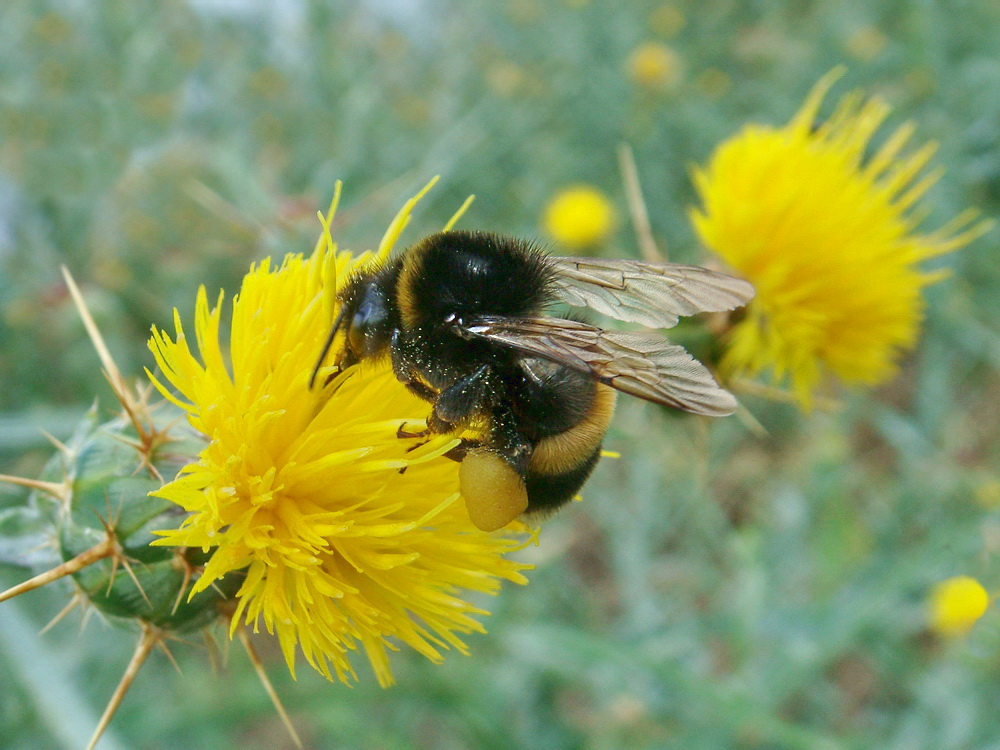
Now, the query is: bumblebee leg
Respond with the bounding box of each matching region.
[487,402,534,475]
[389,329,439,403]
[443,438,481,462]
[406,380,439,404]
[396,423,427,440]
[389,329,412,383]
[431,364,491,431]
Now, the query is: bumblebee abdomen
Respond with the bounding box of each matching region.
[397,231,554,329]
[524,383,616,514]
[524,444,603,517]
[527,384,616,475]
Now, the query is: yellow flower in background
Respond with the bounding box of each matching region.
[543,184,615,249]
[147,183,530,686]
[648,4,685,37]
[627,42,682,90]
[691,69,992,406]
[929,576,990,636]
[694,68,732,99]
[974,478,1000,508]
[843,26,889,62]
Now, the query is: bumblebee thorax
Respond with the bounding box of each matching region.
[396,230,554,330]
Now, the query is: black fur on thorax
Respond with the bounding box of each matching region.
[400,230,555,328]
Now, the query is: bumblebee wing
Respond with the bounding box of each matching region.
[462,316,738,416]
[549,257,754,328]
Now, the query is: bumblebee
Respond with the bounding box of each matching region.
[311,230,753,531]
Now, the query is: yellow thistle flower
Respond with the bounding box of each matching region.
[690,69,992,406]
[146,182,530,686]
[929,576,990,637]
[543,184,616,249]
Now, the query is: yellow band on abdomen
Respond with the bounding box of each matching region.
[528,384,617,476]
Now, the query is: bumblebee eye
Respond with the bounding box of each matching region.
[347,315,368,359]
[346,293,391,360]
[347,312,372,356]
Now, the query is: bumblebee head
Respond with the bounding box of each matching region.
[341,282,393,367]
[310,272,395,387]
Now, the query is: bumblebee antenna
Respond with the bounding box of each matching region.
[309,306,347,389]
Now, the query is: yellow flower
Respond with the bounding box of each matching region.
[929,576,990,637]
[147,182,530,686]
[843,26,888,62]
[691,69,992,406]
[648,4,685,37]
[694,68,732,100]
[974,478,1000,508]
[543,184,616,249]
[627,42,682,90]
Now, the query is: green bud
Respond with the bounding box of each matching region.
[7,404,241,631]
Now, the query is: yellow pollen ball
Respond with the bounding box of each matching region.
[929,576,990,637]
[543,185,615,249]
[459,449,529,532]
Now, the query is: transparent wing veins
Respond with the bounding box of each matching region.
[462,316,738,417]
[550,257,754,329]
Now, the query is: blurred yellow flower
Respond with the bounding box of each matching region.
[929,576,990,636]
[694,68,732,99]
[844,26,888,62]
[648,4,685,37]
[147,183,530,686]
[974,478,1000,508]
[627,42,682,90]
[543,185,615,249]
[486,60,528,98]
[691,69,992,405]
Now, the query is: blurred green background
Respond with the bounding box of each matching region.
[2,1,1000,748]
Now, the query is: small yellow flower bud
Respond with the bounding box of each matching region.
[844,26,888,62]
[627,42,682,90]
[929,576,990,637]
[543,185,615,249]
[648,4,685,37]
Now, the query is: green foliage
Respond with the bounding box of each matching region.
[2,1,999,749]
